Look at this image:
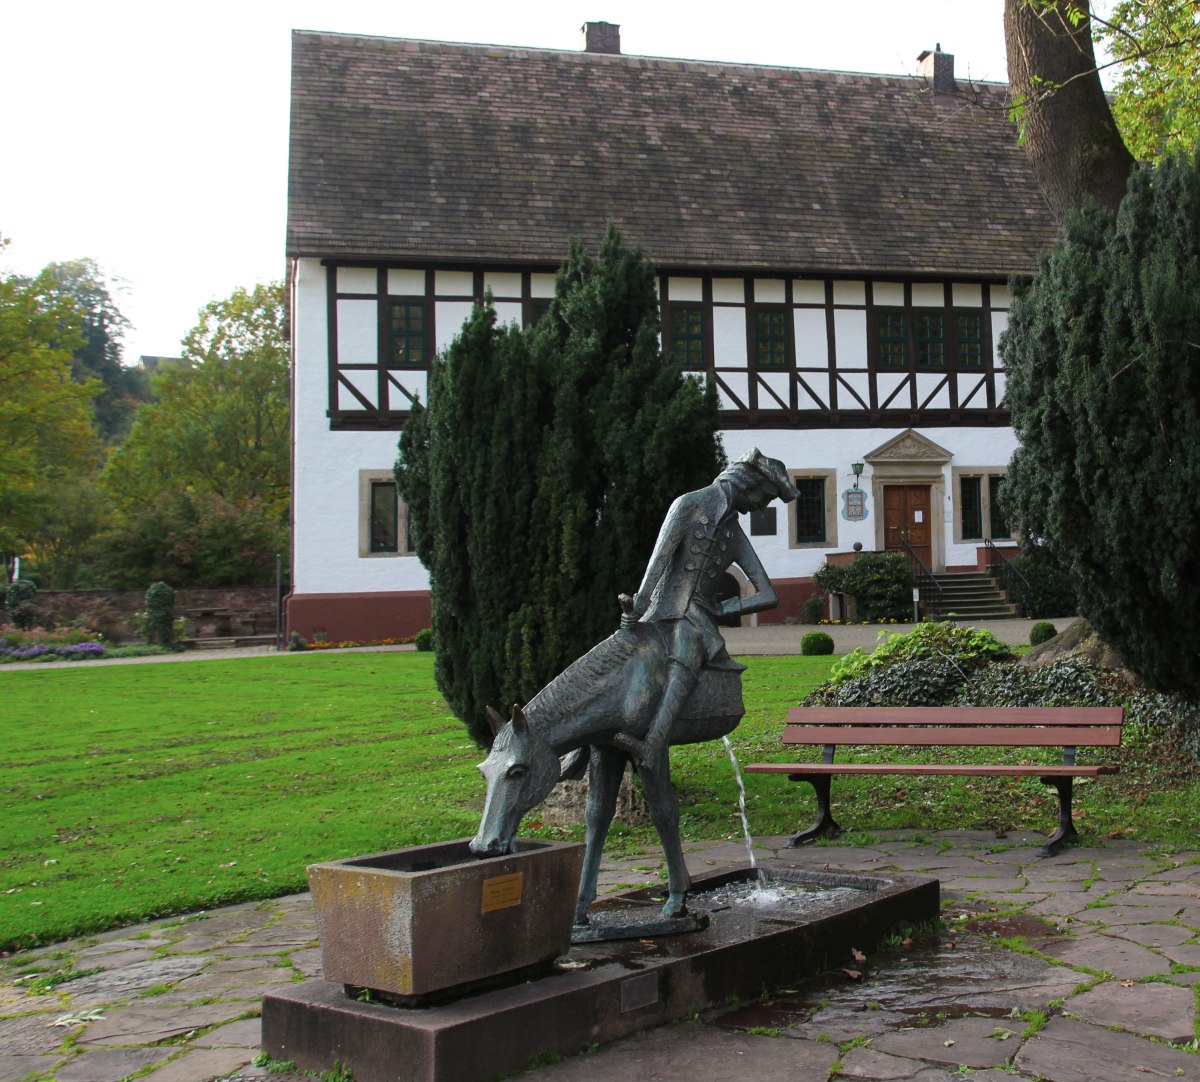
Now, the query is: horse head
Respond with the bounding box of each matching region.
[469,703,561,857]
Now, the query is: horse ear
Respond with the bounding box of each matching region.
[510,703,528,735]
[485,705,505,735]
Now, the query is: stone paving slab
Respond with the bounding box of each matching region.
[140,1048,254,1082]
[1015,1015,1200,1080]
[1065,979,1198,1042]
[76,1002,253,1048]
[1038,932,1175,978]
[869,1015,1023,1070]
[1106,922,1196,947]
[0,1055,61,1082]
[528,1020,841,1080]
[1163,942,1200,966]
[54,1047,170,1082]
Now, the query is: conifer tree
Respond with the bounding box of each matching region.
[397,227,724,745]
[1003,149,1200,697]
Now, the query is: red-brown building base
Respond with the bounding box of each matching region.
[286,591,433,642]
[286,579,820,643]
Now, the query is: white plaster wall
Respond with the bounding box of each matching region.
[292,258,430,595]
[294,257,1019,598]
[721,426,1019,582]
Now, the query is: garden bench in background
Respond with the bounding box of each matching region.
[745,706,1124,856]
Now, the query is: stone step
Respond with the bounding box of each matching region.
[919,571,1018,620]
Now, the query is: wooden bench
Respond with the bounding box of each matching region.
[744,706,1124,856]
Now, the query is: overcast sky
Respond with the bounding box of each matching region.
[2,1,1095,364]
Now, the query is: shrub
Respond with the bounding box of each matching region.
[801,593,826,624]
[1029,621,1058,647]
[805,657,969,708]
[830,620,1011,686]
[1003,151,1200,698]
[813,553,914,621]
[144,582,177,648]
[1008,554,1079,619]
[414,627,435,652]
[5,580,38,630]
[800,630,834,656]
[956,655,1124,709]
[287,630,307,652]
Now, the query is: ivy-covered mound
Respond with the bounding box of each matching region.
[802,621,1199,770]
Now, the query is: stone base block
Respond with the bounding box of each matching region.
[262,867,937,1082]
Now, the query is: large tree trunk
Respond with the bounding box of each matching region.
[1005,0,1134,219]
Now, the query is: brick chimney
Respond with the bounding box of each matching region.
[917,44,954,93]
[581,21,621,54]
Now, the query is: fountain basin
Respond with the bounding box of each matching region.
[307,838,584,1001]
[267,861,938,1082]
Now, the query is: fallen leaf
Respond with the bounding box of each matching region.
[944,1039,956,1047]
[1120,980,1135,988]
[901,937,914,948]
[842,968,862,981]
[851,948,867,963]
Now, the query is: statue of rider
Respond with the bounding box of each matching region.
[614,448,798,770]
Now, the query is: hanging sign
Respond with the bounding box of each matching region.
[841,490,868,521]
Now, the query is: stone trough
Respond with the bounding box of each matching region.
[262,856,938,1082]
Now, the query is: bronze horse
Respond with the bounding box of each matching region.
[469,599,744,925]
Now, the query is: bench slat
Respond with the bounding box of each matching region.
[785,706,1124,727]
[744,763,1120,777]
[781,725,1123,748]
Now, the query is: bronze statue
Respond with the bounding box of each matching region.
[470,450,797,929]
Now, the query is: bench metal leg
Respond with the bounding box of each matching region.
[1039,775,1079,857]
[786,774,844,847]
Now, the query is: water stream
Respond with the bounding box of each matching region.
[721,736,763,886]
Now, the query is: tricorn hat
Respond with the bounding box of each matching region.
[737,448,799,503]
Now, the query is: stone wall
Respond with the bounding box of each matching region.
[2,587,280,643]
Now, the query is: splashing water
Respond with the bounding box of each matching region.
[722,735,763,886]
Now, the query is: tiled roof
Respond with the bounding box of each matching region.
[288,31,1060,275]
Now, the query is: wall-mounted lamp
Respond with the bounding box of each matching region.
[851,461,864,490]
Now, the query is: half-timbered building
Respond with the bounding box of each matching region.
[286,23,1059,640]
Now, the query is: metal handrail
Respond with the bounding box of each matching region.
[901,541,944,618]
[983,537,1032,617]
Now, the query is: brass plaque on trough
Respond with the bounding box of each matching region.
[481,872,523,913]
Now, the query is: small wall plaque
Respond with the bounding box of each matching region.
[481,872,523,913]
[841,489,868,521]
[620,971,660,1012]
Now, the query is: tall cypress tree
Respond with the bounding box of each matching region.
[1003,148,1200,697]
[397,227,724,745]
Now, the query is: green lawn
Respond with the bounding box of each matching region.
[2,651,1194,951]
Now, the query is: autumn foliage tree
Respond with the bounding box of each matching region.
[0,244,100,566]
[100,282,289,587]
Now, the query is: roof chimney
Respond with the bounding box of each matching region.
[581,21,621,54]
[917,44,954,93]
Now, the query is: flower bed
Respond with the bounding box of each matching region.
[0,624,108,663]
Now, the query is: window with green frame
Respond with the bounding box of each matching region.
[955,311,984,367]
[876,311,907,367]
[988,475,1011,538]
[754,307,788,367]
[389,302,426,365]
[670,305,705,369]
[961,476,983,540]
[369,481,399,552]
[793,478,826,543]
[915,312,945,367]
[959,473,1011,541]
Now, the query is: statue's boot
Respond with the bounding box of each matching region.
[614,658,697,771]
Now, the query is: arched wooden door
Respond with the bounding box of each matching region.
[883,485,932,568]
